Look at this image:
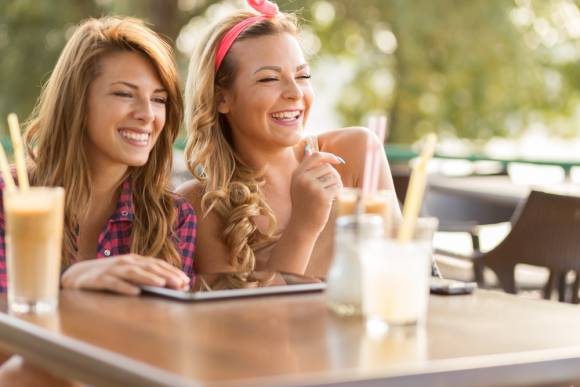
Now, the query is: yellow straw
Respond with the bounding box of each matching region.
[0,140,16,191]
[7,113,29,191]
[398,133,437,242]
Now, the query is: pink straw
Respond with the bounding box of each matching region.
[362,116,387,195]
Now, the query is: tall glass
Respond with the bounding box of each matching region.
[4,187,65,313]
[360,217,438,334]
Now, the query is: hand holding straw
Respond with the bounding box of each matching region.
[7,113,29,191]
[397,133,437,242]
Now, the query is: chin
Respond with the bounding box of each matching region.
[124,156,150,167]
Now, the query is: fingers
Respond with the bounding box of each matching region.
[62,255,191,295]
[80,274,142,296]
[117,255,190,290]
[301,151,345,171]
[307,164,343,190]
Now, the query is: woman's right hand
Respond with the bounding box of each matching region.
[60,255,190,296]
[289,151,344,234]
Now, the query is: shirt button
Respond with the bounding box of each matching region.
[121,210,129,216]
[104,250,111,257]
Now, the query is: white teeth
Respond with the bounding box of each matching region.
[119,130,150,143]
[271,111,300,120]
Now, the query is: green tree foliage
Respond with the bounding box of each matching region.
[2,0,580,144]
[281,0,580,143]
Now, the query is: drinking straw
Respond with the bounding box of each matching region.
[0,140,16,191]
[7,113,29,191]
[362,115,387,195]
[397,133,437,242]
[368,116,387,194]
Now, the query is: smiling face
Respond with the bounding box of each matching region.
[85,51,167,171]
[217,32,314,154]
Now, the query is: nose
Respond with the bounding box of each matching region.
[282,78,304,100]
[132,96,155,123]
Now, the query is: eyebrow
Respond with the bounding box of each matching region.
[110,81,166,93]
[253,64,309,74]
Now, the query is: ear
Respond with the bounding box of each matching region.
[216,88,232,114]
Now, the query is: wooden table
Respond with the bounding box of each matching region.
[429,175,580,208]
[2,290,580,386]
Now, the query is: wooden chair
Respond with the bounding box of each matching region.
[473,190,580,303]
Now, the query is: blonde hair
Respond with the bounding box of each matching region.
[24,16,184,267]
[185,11,298,283]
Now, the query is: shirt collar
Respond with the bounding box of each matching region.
[109,177,134,223]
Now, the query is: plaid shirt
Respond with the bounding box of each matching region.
[0,178,196,292]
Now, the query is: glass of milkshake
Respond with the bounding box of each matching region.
[4,187,65,313]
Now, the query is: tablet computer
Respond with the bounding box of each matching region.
[141,272,326,302]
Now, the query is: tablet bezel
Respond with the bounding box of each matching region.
[141,282,326,301]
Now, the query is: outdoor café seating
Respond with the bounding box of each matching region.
[473,190,580,303]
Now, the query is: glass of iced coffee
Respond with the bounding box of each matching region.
[4,187,65,313]
[359,217,438,335]
[336,188,395,224]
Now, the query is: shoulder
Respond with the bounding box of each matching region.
[317,126,373,153]
[175,179,205,214]
[172,181,202,224]
[316,127,377,186]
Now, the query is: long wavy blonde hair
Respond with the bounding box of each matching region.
[24,17,184,267]
[185,11,298,279]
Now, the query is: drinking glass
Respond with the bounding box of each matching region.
[360,217,438,334]
[4,187,65,313]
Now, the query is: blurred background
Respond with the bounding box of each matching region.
[3,0,580,287]
[2,0,580,151]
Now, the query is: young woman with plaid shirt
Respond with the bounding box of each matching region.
[0,17,197,296]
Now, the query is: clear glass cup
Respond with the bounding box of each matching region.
[359,217,438,335]
[4,187,65,313]
[326,215,384,316]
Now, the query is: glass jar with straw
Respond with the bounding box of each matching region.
[1,113,65,313]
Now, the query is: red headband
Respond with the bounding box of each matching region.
[214,0,279,72]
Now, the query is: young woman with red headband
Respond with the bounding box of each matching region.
[179,0,396,287]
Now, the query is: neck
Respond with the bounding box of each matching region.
[89,163,128,201]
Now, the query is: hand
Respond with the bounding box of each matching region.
[289,151,344,234]
[61,254,191,296]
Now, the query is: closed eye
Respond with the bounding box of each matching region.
[152,96,167,104]
[258,77,279,83]
[112,91,132,98]
[297,74,312,80]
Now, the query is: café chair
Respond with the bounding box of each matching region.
[392,167,516,265]
[472,190,580,303]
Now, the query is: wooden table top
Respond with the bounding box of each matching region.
[2,289,580,386]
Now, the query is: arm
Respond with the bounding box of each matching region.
[177,152,344,276]
[60,254,191,296]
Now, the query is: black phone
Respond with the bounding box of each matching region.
[430,278,477,295]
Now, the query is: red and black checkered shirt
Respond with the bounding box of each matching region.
[0,178,196,292]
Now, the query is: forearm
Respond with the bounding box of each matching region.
[264,222,321,275]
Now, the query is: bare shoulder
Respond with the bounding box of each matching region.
[317,126,371,154]
[175,180,204,213]
[317,127,374,187]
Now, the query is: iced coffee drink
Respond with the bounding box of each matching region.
[337,188,394,222]
[4,187,64,313]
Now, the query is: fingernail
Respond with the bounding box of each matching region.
[304,143,311,156]
[335,156,346,164]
